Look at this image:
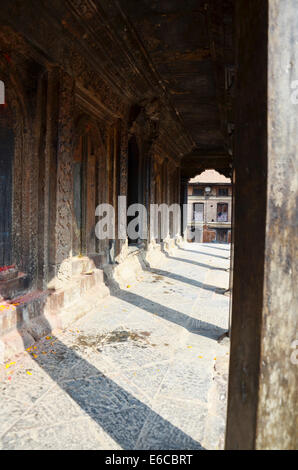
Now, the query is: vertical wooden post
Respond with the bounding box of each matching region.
[226,0,298,450]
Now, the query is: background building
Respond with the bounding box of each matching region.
[187,170,232,243]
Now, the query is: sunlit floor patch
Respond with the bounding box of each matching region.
[0,243,230,450]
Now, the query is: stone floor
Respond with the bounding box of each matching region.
[0,243,230,450]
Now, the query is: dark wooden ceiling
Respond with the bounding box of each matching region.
[0,0,235,178]
[117,0,235,176]
[119,1,220,150]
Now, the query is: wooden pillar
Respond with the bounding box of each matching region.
[49,71,74,283]
[180,177,188,238]
[226,0,298,450]
[118,121,128,254]
[36,69,50,289]
[229,168,235,329]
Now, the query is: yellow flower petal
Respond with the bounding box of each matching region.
[5,362,16,369]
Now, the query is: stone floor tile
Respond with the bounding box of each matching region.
[0,243,230,450]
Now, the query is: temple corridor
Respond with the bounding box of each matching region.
[0,243,230,450]
[0,0,297,451]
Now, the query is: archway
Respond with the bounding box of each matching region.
[0,106,14,266]
[0,63,30,275]
[186,169,232,244]
[73,118,102,257]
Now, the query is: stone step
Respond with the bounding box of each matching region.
[55,282,110,329]
[0,289,48,336]
[46,269,105,314]
[0,269,108,339]
[0,278,110,362]
[0,272,29,300]
[71,255,102,276]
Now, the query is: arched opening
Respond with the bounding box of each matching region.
[0,68,31,299]
[72,120,99,257]
[0,106,14,266]
[187,169,232,244]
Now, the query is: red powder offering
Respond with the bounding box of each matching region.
[0,265,16,272]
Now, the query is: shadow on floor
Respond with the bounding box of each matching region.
[159,244,229,269]
[178,248,229,260]
[163,255,228,272]
[200,245,231,252]
[15,328,204,450]
[149,267,227,293]
[159,254,229,270]
[114,288,226,340]
[6,242,229,449]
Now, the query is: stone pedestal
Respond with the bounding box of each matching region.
[0,266,28,300]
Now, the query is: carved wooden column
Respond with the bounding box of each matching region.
[147,155,156,245]
[226,0,297,450]
[180,177,188,239]
[117,120,129,256]
[35,67,57,289]
[48,71,75,286]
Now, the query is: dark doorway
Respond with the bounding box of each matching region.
[73,130,97,256]
[0,125,14,266]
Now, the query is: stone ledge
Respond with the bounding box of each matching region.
[0,270,110,361]
[0,272,29,300]
[103,238,180,291]
[0,239,180,360]
[104,250,147,290]
[46,269,105,314]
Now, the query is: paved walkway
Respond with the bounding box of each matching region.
[0,243,230,450]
